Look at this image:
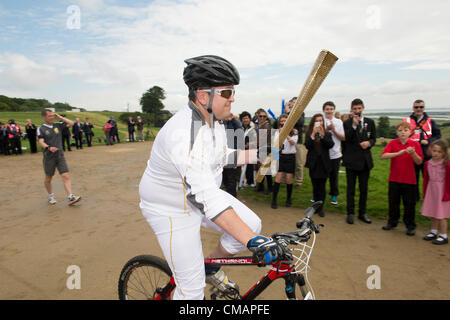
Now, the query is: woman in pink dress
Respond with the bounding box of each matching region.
[421,140,450,245]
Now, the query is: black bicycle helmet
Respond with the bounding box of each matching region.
[183,55,240,89]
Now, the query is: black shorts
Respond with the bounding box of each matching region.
[279,153,296,174]
[43,150,69,176]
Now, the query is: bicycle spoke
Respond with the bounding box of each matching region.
[126,278,150,298]
[134,267,152,298]
[146,267,162,296]
[141,266,154,290]
[128,268,152,299]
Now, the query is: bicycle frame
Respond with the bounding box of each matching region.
[154,257,307,300]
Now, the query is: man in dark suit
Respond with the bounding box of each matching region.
[72,118,83,149]
[342,98,376,224]
[83,118,94,147]
[60,115,72,151]
[222,114,244,198]
[0,122,10,155]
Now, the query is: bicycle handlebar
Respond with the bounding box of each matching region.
[271,201,323,246]
[251,202,323,266]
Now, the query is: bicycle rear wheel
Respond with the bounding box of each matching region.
[118,255,174,300]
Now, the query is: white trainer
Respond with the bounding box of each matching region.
[68,195,81,205]
[205,270,239,295]
[48,194,57,205]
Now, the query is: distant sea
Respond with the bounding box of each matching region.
[364,107,449,120]
[305,107,449,120]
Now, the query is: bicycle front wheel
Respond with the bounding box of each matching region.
[118,255,174,300]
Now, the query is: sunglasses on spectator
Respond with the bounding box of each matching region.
[414,106,424,109]
[202,88,235,99]
[259,115,267,118]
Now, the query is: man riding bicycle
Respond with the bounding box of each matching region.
[139,55,284,300]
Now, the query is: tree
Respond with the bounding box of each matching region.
[377,116,391,138]
[140,86,166,114]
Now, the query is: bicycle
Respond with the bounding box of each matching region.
[118,201,324,300]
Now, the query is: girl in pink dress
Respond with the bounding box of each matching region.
[421,140,450,245]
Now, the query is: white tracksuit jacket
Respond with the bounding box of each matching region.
[139,101,238,221]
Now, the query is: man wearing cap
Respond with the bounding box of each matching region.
[138,55,284,300]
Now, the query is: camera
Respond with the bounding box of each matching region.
[354,112,361,117]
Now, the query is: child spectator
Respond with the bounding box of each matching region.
[271,114,298,209]
[305,113,334,217]
[103,120,113,145]
[381,122,423,236]
[127,116,136,142]
[421,140,450,245]
[323,101,345,205]
[136,116,145,141]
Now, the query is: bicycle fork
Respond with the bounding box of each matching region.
[284,274,309,300]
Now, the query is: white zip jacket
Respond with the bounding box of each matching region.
[139,102,237,221]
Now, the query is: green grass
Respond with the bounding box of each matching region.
[239,145,432,227]
[0,111,160,154]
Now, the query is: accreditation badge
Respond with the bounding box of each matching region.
[54,127,59,134]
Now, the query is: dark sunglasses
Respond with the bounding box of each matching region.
[414,106,424,109]
[259,115,267,118]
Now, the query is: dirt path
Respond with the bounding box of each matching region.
[0,142,448,299]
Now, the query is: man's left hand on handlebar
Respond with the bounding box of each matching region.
[247,235,285,264]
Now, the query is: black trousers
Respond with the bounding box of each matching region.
[85,133,93,147]
[222,167,238,198]
[10,137,22,154]
[1,138,10,155]
[346,167,371,216]
[74,134,83,149]
[245,163,254,185]
[328,158,341,196]
[28,135,37,153]
[388,182,416,229]
[257,175,273,192]
[128,130,135,142]
[62,135,71,151]
[311,177,326,212]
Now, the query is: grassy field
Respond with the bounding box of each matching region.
[0,111,159,153]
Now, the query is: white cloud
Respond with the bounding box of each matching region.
[0,53,58,91]
[3,0,450,112]
[403,61,450,70]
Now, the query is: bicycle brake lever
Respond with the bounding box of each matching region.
[313,224,324,233]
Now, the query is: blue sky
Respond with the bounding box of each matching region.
[1,0,450,116]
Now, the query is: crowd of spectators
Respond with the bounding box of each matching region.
[222,98,448,244]
[1,119,26,155]
[0,115,148,154]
